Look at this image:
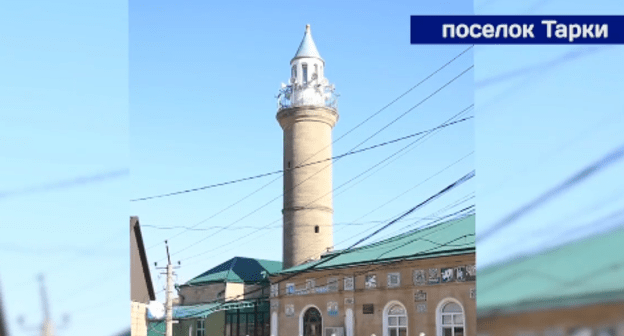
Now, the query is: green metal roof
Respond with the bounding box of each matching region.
[477,226,624,317]
[277,214,475,274]
[147,321,165,336]
[182,257,282,286]
[166,300,269,320]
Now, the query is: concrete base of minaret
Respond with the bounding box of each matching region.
[277,106,339,269]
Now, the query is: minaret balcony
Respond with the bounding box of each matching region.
[277,83,338,112]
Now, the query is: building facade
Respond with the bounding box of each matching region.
[270,215,476,336]
[148,257,282,336]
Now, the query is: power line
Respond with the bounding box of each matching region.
[143,61,474,249]
[173,105,473,263]
[132,117,472,203]
[177,175,475,319]
[141,49,474,250]
[131,46,473,203]
[477,143,624,244]
[0,169,128,200]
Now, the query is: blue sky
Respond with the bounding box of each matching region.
[130,0,474,303]
[474,0,624,269]
[0,1,128,336]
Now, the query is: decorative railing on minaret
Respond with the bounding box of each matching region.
[277,25,339,269]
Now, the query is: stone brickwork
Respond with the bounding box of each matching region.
[277,106,339,269]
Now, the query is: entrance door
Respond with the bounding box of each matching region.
[303,307,322,336]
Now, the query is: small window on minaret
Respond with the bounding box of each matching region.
[292,66,296,79]
[314,225,319,233]
[302,63,308,84]
[287,161,291,169]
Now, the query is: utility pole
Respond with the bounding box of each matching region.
[18,274,69,336]
[155,241,180,336]
[39,274,54,336]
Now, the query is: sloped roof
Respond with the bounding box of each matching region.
[292,24,323,62]
[182,257,282,286]
[147,321,165,336]
[477,226,624,317]
[171,300,268,320]
[277,214,475,274]
[130,216,156,303]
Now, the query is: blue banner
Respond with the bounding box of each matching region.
[410,16,624,44]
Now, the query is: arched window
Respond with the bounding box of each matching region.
[292,65,296,80]
[302,63,308,84]
[302,307,322,336]
[314,64,318,79]
[383,301,407,336]
[437,299,465,336]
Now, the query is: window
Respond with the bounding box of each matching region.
[383,302,407,336]
[314,225,319,233]
[314,64,318,79]
[302,63,308,84]
[196,319,205,336]
[438,300,464,336]
[292,65,296,79]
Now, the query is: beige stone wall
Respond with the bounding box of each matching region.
[178,283,226,305]
[131,301,147,336]
[271,254,476,336]
[178,282,270,305]
[225,282,245,302]
[477,302,624,336]
[277,106,339,269]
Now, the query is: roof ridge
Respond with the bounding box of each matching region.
[479,225,624,275]
[225,256,239,282]
[329,213,474,256]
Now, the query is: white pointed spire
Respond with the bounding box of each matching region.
[292,24,323,62]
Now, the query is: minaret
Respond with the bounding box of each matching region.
[277,24,339,269]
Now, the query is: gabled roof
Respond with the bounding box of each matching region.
[478,226,624,317]
[292,24,323,62]
[182,257,282,286]
[277,214,475,274]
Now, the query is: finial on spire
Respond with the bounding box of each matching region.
[306,24,310,32]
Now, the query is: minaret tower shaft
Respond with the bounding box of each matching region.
[277,25,339,269]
